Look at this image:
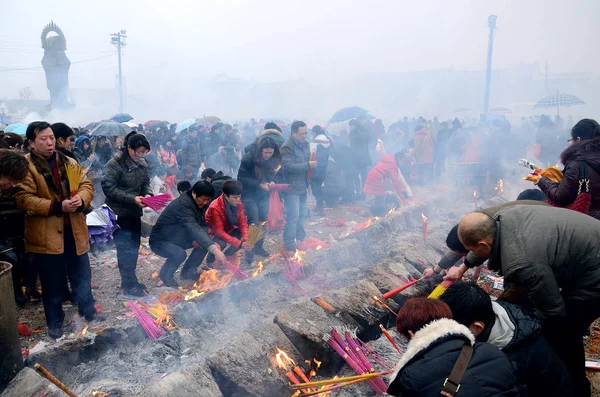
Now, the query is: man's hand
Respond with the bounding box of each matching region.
[422,267,436,279]
[309,161,318,170]
[70,194,83,208]
[213,249,226,265]
[134,196,147,208]
[62,199,78,213]
[260,183,270,192]
[444,264,468,282]
[241,242,253,251]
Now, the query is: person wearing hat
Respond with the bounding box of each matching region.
[535,118,600,220]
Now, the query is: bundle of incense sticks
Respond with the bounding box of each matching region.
[247,224,265,246]
[291,372,390,396]
[323,328,388,394]
[381,277,423,300]
[65,163,82,198]
[225,260,249,280]
[428,280,454,298]
[128,301,164,339]
[142,193,171,211]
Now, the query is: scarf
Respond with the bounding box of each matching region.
[225,198,239,227]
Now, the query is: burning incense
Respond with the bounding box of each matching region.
[312,297,336,313]
[473,190,478,209]
[296,379,365,397]
[428,280,455,299]
[421,213,428,242]
[381,277,423,301]
[290,371,391,389]
[128,301,165,339]
[371,296,398,316]
[65,163,82,198]
[379,324,401,353]
[495,179,504,196]
[225,260,249,280]
[34,363,78,397]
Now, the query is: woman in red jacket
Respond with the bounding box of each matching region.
[205,180,251,266]
[364,152,413,216]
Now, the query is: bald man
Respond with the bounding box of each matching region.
[447,205,600,397]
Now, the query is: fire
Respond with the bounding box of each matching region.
[252,261,264,277]
[313,358,322,370]
[183,269,232,301]
[316,245,323,251]
[147,303,176,330]
[293,249,306,264]
[495,179,504,195]
[91,391,109,397]
[473,190,477,199]
[81,326,89,336]
[421,213,428,223]
[386,206,396,217]
[275,347,296,370]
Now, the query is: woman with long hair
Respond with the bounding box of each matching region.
[537,119,600,220]
[237,136,281,259]
[101,132,152,296]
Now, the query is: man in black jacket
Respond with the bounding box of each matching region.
[150,181,225,286]
[440,282,572,397]
[280,121,317,251]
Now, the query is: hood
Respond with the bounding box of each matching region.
[261,129,283,138]
[379,154,396,165]
[75,135,90,149]
[486,302,516,350]
[560,136,600,174]
[212,170,231,182]
[390,318,475,381]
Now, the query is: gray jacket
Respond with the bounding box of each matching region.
[280,137,310,194]
[180,135,202,169]
[149,191,214,250]
[488,205,600,321]
[101,151,152,218]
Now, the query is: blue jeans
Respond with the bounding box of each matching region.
[283,193,307,249]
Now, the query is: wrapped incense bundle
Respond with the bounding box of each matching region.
[381,278,423,300]
[34,363,78,397]
[379,324,401,353]
[65,163,82,198]
[428,280,454,298]
[312,297,335,312]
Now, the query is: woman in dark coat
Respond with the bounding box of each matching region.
[348,118,372,198]
[237,136,281,258]
[101,132,152,296]
[537,119,600,220]
[388,298,519,397]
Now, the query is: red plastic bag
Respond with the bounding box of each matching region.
[547,161,591,215]
[266,190,286,231]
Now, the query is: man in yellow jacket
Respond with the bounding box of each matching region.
[15,121,99,339]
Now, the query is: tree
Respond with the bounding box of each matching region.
[19,87,34,101]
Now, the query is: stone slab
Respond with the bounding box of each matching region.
[1,367,68,397]
[139,362,222,397]
[206,322,302,397]
[274,299,359,376]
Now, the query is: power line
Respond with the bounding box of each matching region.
[0,53,116,72]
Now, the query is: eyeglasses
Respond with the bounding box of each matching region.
[134,149,148,157]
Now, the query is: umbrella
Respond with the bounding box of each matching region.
[87,205,119,246]
[145,121,168,131]
[4,123,27,135]
[122,121,137,128]
[144,120,164,128]
[175,119,197,133]
[196,116,221,127]
[84,121,105,131]
[329,106,373,123]
[533,90,585,116]
[111,113,134,123]
[89,121,132,137]
[258,118,286,127]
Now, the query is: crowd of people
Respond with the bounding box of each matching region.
[1,113,600,395]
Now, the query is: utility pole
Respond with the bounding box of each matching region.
[483,15,497,120]
[110,30,127,113]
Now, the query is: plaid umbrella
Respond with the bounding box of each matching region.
[111,113,134,123]
[89,121,132,137]
[533,91,585,116]
[329,106,373,123]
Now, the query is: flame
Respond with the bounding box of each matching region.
[421,213,428,223]
[147,303,176,330]
[91,391,109,397]
[386,206,396,217]
[473,190,477,199]
[81,326,89,336]
[252,261,264,277]
[366,217,373,227]
[275,347,296,370]
[292,249,306,264]
[183,269,232,301]
[313,358,322,370]
[495,179,504,195]
[316,245,323,251]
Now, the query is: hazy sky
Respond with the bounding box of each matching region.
[1,0,598,101]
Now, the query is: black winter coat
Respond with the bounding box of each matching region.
[280,137,311,194]
[485,301,572,397]
[237,152,277,202]
[180,135,202,169]
[101,151,151,218]
[210,171,232,199]
[388,318,519,397]
[537,136,600,220]
[349,124,372,169]
[149,191,213,250]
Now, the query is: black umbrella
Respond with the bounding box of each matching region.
[89,121,132,137]
[111,113,134,123]
[329,106,373,123]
